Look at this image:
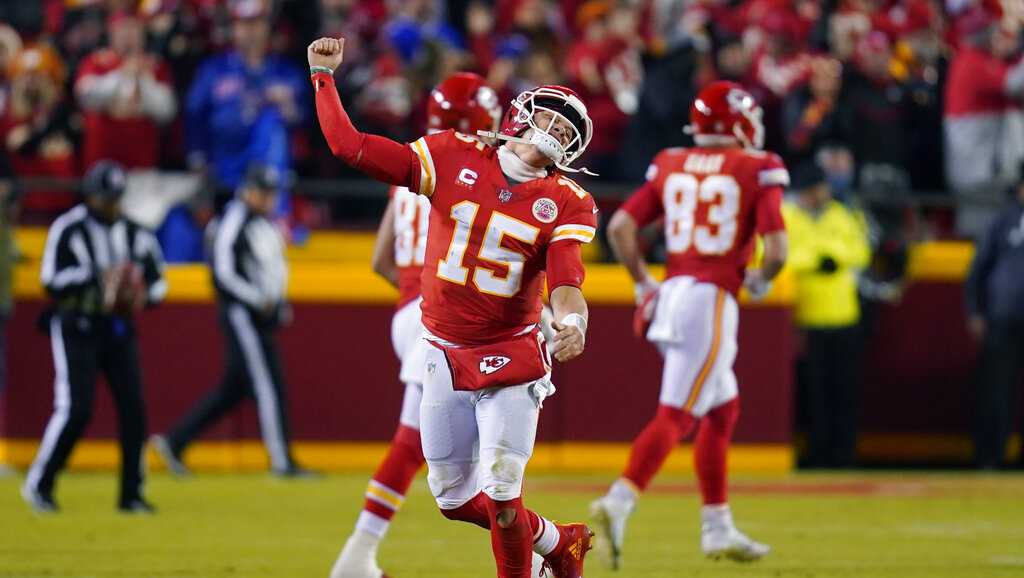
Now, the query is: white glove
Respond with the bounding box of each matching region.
[743,268,771,301]
[634,276,660,305]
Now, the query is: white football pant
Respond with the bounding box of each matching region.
[647,277,740,417]
[419,343,546,509]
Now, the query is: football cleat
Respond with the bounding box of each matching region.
[151,435,191,478]
[540,523,594,578]
[118,497,157,514]
[330,531,385,578]
[21,484,58,514]
[701,525,770,562]
[589,496,633,570]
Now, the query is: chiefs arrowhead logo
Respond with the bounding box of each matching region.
[479,355,511,375]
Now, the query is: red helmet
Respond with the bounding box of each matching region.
[498,85,594,173]
[688,81,765,150]
[426,72,502,135]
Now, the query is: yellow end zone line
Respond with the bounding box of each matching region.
[0,439,793,474]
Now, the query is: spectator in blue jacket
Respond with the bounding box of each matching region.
[965,178,1024,469]
[185,0,306,218]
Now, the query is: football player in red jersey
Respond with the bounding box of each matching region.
[310,38,595,578]
[590,81,789,567]
[331,72,506,578]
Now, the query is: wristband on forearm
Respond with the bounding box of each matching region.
[560,313,587,337]
[309,65,334,76]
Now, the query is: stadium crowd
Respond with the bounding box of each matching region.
[0,0,1023,233]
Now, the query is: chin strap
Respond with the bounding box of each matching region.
[555,162,599,176]
[478,130,600,177]
[478,130,529,145]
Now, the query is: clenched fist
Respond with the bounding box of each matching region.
[307,37,345,71]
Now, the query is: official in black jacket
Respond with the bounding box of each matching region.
[22,161,166,513]
[153,165,313,477]
[965,181,1024,469]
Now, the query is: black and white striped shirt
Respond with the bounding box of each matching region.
[40,204,167,314]
[208,200,288,312]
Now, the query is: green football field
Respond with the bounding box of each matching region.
[1,470,1023,578]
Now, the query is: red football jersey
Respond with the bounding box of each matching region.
[408,130,598,346]
[389,185,431,308]
[621,146,788,295]
[75,49,173,170]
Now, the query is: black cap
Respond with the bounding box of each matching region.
[82,160,127,201]
[790,161,826,191]
[242,163,281,192]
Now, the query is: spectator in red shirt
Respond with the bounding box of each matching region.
[75,9,176,171]
[565,0,643,177]
[0,43,77,213]
[945,12,1024,235]
[748,10,813,152]
[751,10,813,100]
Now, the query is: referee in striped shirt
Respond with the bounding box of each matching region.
[153,165,314,477]
[22,161,166,513]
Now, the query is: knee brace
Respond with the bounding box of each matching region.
[480,450,528,502]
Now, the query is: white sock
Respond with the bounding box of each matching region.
[355,511,389,540]
[532,515,560,556]
[608,478,639,507]
[701,503,733,531]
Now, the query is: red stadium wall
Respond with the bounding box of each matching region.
[3,239,1005,468]
[2,301,793,446]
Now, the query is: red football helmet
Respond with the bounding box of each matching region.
[426,72,502,135]
[496,85,595,174]
[688,81,765,150]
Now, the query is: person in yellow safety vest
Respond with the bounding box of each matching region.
[783,161,871,469]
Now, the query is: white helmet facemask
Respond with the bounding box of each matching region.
[482,87,598,176]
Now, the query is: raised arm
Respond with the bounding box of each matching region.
[309,37,420,189]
